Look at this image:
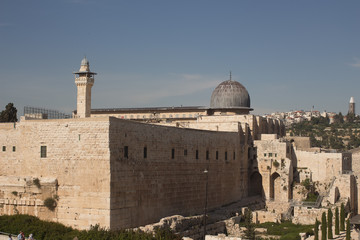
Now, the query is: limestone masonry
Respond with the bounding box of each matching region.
[0,58,358,235]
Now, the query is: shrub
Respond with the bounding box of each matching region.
[44,198,57,211]
[11,191,18,196]
[273,160,280,168]
[33,178,41,189]
[0,214,181,240]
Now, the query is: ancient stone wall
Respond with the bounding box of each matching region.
[108,117,249,229]
[295,149,345,182]
[0,118,111,229]
[254,135,293,202]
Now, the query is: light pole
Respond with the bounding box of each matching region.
[203,168,209,240]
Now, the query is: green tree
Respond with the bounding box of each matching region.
[345,219,350,240]
[314,218,320,240]
[327,208,333,239]
[0,103,17,122]
[244,208,255,240]
[322,212,327,240]
[340,203,345,231]
[347,113,355,123]
[335,207,339,235]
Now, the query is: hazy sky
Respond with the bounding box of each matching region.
[1,0,360,116]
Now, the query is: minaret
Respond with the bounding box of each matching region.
[349,97,355,115]
[74,57,97,118]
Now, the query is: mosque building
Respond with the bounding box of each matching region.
[0,58,354,233]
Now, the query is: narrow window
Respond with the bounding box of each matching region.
[2,146,5,152]
[143,147,147,158]
[172,148,175,159]
[12,146,16,152]
[225,151,228,161]
[275,153,277,157]
[269,153,273,157]
[233,151,235,160]
[124,146,128,158]
[216,151,218,160]
[40,146,47,158]
[206,150,209,160]
[184,149,188,156]
[264,153,267,157]
[196,150,199,159]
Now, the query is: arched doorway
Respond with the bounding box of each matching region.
[249,172,263,196]
[270,172,281,200]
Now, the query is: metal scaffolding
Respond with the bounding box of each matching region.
[24,106,71,119]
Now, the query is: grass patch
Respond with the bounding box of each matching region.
[237,221,313,240]
[304,193,318,202]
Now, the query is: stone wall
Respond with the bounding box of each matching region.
[108,117,249,229]
[0,118,111,229]
[295,149,347,182]
[254,136,293,202]
[0,116,250,230]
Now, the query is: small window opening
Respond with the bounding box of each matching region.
[216,151,218,160]
[143,147,147,158]
[264,153,267,157]
[2,146,5,152]
[206,150,209,160]
[12,146,16,152]
[124,146,129,158]
[184,149,188,156]
[40,146,47,158]
[233,151,235,160]
[196,150,199,159]
[172,148,175,159]
[225,151,228,161]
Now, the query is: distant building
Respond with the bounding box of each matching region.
[349,96,355,115]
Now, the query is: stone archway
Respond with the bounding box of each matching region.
[249,172,263,196]
[270,172,281,200]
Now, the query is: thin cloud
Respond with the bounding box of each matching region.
[350,57,360,68]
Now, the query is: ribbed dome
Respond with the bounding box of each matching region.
[210,80,250,108]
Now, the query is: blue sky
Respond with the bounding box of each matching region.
[1,0,360,116]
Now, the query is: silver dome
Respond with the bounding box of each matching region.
[210,80,250,108]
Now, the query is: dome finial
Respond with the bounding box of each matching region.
[229,71,232,81]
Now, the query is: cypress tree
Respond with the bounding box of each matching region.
[244,208,255,240]
[322,212,327,240]
[328,208,333,239]
[314,218,320,240]
[335,207,339,235]
[345,219,350,240]
[340,203,345,231]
